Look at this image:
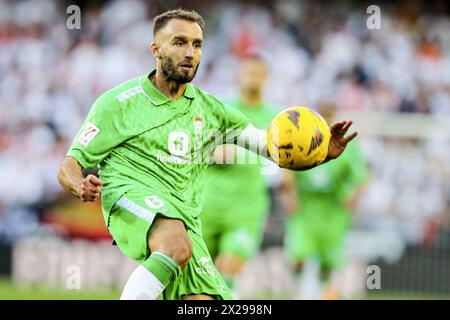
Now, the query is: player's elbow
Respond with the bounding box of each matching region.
[57,160,67,188]
[57,156,78,189]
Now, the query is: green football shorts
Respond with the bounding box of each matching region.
[108,189,233,300]
[284,213,347,269]
[202,215,265,261]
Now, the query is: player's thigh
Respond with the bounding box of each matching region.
[108,197,153,263]
[163,229,233,300]
[148,216,192,261]
[108,189,189,263]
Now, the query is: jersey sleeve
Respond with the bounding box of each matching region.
[220,103,251,144]
[67,93,125,169]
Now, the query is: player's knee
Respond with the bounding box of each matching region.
[173,234,192,269]
[148,218,192,269]
[158,233,192,270]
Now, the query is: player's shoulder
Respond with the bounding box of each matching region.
[98,77,141,104]
[191,85,225,106]
[89,77,145,117]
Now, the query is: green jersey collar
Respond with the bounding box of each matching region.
[139,69,196,106]
[184,81,197,99]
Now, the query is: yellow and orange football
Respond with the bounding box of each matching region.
[267,107,331,170]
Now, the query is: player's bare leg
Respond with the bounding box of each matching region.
[148,217,193,269]
[120,217,192,300]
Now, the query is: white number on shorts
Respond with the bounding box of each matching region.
[144,195,165,209]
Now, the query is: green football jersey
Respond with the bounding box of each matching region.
[201,98,277,222]
[67,70,250,234]
[284,141,368,265]
[293,140,369,223]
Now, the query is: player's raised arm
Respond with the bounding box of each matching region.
[57,156,103,202]
[233,123,269,159]
[235,115,358,170]
[323,120,358,162]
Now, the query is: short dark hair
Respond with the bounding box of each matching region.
[153,8,206,37]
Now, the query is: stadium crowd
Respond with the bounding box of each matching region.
[0,0,449,270]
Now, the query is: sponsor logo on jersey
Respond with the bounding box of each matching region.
[78,122,100,147]
[156,131,192,165]
[156,153,191,165]
[168,131,190,156]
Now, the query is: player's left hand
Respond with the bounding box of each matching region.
[326,121,358,160]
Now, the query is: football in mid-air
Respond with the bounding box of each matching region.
[267,107,331,170]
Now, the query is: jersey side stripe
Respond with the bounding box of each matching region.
[116,196,155,224]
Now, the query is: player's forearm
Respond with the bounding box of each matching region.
[235,124,327,170]
[235,124,272,161]
[57,156,84,198]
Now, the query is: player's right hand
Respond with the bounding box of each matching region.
[79,174,103,202]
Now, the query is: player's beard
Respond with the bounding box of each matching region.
[161,55,199,84]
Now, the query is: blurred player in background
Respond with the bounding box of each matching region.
[201,55,287,297]
[284,104,369,300]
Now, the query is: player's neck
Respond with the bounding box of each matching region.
[241,91,262,108]
[151,70,187,100]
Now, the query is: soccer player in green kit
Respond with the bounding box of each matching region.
[58,9,357,300]
[284,104,369,300]
[201,55,280,296]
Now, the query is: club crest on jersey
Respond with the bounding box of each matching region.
[78,122,100,147]
[194,117,203,133]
